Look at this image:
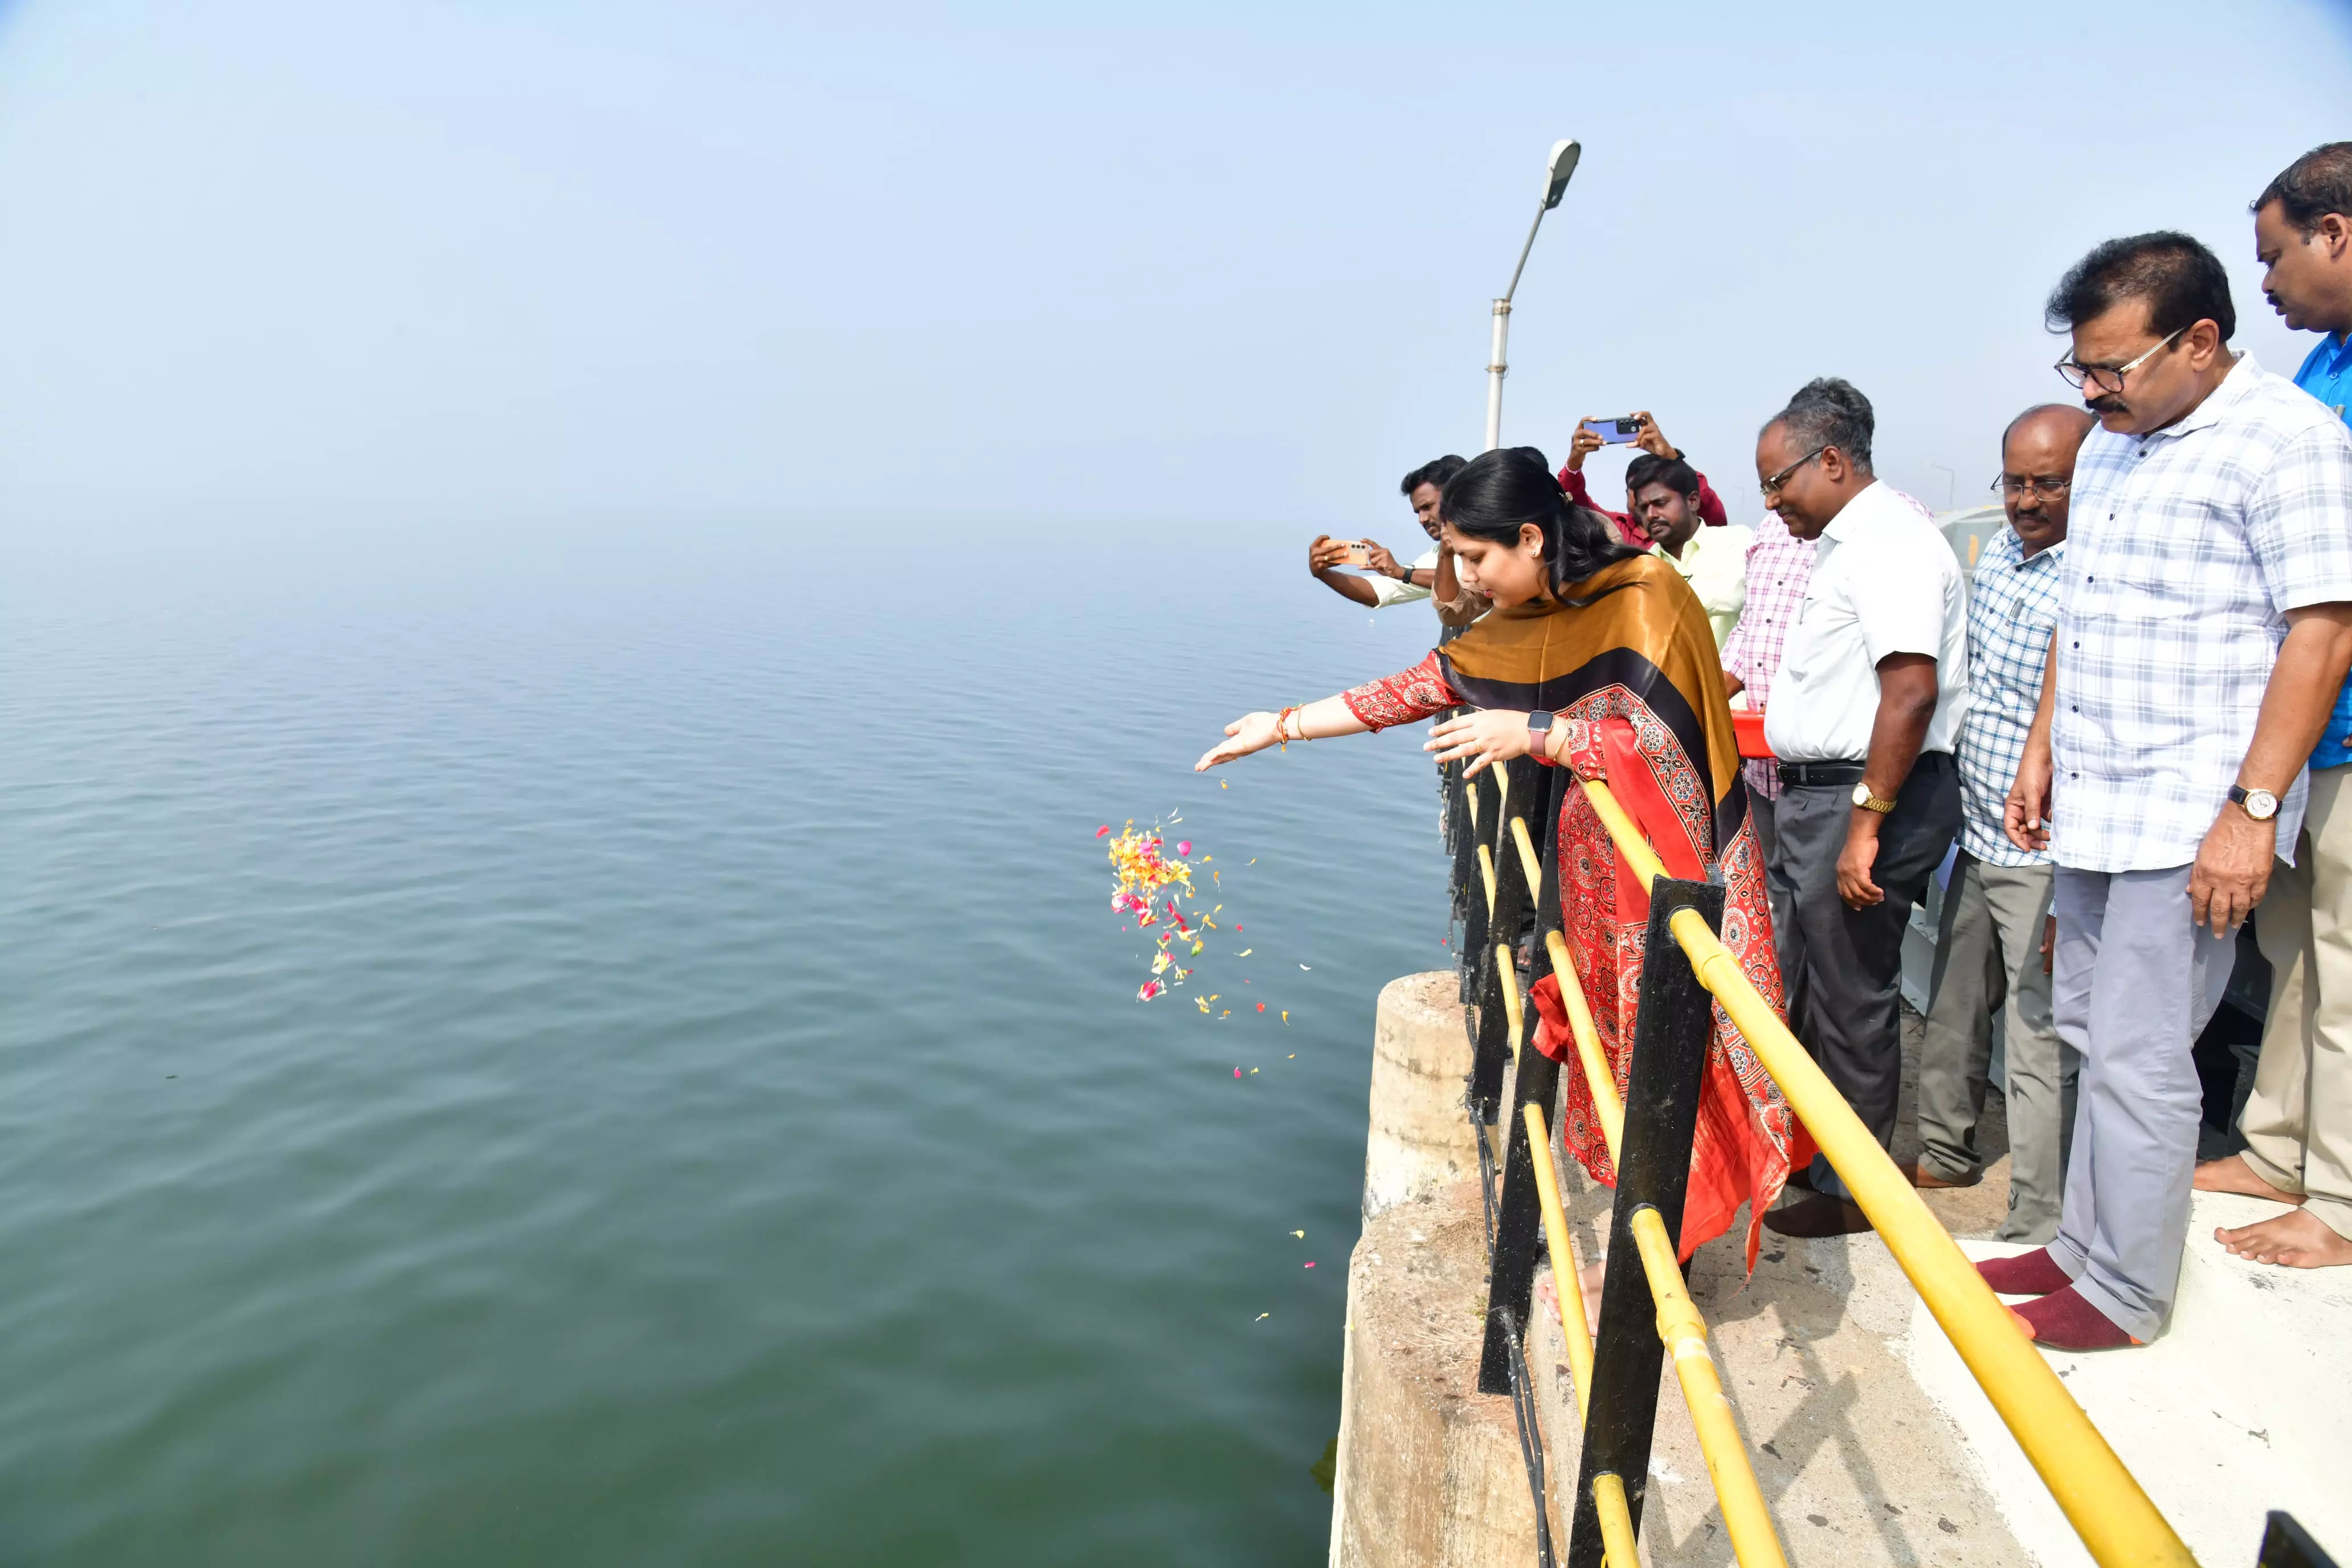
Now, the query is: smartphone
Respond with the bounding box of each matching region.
[1580,416,1645,445]
[1334,540,1371,568]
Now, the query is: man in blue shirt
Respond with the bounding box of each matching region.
[2198,142,2352,1270]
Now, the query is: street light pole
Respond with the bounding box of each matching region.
[1484,138,1581,453]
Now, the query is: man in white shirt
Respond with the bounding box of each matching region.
[1308,455,1487,627]
[1627,452,1752,651]
[1993,233,2352,1349]
[1754,377,1968,1238]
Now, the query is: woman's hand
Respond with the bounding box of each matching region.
[1197,712,1285,771]
[1424,709,1533,777]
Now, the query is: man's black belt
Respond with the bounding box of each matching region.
[1777,754,1952,789]
[1777,760,1867,787]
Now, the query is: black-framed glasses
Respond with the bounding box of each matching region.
[1758,445,1827,500]
[2055,326,2185,393]
[1991,473,2073,499]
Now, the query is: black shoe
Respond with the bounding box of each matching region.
[1762,1193,1873,1238]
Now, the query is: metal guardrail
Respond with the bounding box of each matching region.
[1438,750,2238,1568]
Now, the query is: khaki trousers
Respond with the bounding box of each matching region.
[2241,764,2352,1242]
[1917,853,2073,1243]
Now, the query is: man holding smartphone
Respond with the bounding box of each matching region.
[1309,455,1488,626]
[1560,410,1729,548]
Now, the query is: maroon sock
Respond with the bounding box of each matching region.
[2014,1285,2140,1351]
[1975,1247,2073,1297]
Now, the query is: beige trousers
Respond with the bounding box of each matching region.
[2242,764,2352,1241]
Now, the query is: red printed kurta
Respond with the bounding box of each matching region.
[1342,558,1809,1267]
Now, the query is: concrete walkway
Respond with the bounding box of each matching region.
[1529,1007,2351,1566]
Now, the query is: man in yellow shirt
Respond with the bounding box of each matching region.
[1629,452,1751,651]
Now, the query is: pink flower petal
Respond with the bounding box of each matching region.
[1095,825,1111,838]
[1176,840,1191,856]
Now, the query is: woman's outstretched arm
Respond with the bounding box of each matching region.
[1195,695,1369,771]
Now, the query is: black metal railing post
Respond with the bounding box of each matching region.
[1475,762,1567,1395]
[1564,871,1726,1568]
[1469,757,1538,1124]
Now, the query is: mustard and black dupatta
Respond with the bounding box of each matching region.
[1436,554,1749,855]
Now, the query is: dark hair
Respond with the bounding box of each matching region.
[1763,377,1875,471]
[1400,455,1468,497]
[1439,446,1643,599]
[2044,231,2236,342]
[1624,452,1701,501]
[2255,142,2352,238]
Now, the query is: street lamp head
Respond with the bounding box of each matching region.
[1542,139,1581,210]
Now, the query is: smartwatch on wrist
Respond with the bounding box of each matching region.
[1528,710,1557,766]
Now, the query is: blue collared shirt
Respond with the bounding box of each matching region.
[1957,525,2065,865]
[2298,332,2352,770]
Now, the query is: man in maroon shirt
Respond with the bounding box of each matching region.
[1559,410,1729,548]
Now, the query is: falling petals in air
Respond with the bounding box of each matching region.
[1256,1003,1265,1012]
[1136,980,1165,1002]
[1095,825,1112,838]
[1176,841,1191,856]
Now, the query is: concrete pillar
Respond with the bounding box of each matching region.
[1362,971,1486,1219]
[1332,970,1557,1567]
[1328,1183,1554,1567]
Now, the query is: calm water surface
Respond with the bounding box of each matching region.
[0,515,1453,1565]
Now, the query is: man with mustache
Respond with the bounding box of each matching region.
[1992,232,2352,1349]
[2196,144,2352,1271]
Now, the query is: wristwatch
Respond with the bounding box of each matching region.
[1851,781,1899,814]
[2229,783,2281,822]
[1528,710,1557,766]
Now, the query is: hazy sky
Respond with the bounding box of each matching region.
[2,1,2349,533]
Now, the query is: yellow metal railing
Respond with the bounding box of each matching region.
[1528,929,1786,1568]
[1568,775,2195,1568]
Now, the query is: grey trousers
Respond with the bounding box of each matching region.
[1918,852,2075,1242]
[2048,865,2235,1342]
[1771,754,1963,1202]
[1749,791,1791,958]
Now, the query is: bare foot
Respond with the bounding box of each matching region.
[2192,1153,2306,1204]
[2215,1208,2352,1268]
[1579,1259,1605,1339]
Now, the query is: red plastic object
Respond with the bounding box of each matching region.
[1732,709,1774,761]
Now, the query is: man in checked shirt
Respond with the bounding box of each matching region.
[1913,405,2093,1245]
[1990,233,2352,1349]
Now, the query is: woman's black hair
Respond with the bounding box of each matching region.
[1438,446,1644,602]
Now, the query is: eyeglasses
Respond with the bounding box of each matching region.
[2054,326,2185,394]
[1758,445,1828,500]
[1991,474,2073,499]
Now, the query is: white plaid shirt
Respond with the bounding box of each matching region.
[2052,354,2352,872]
[1957,526,2064,866]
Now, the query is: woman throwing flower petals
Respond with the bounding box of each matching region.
[1196,446,1804,1265]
